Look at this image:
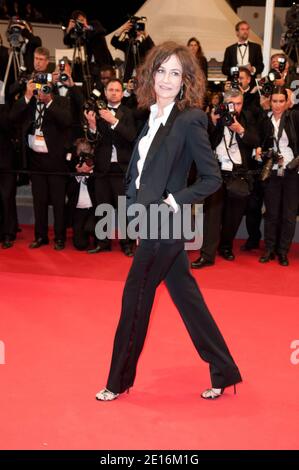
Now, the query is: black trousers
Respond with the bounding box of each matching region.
[244,177,264,245]
[72,207,96,250]
[200,182,249,261]
[30,173,67,241]
[0,172,17,240]
[263,170,299,254]
[94,165,132,249]
[106,239,242,394]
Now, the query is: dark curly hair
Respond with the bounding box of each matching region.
[136,41,206,110]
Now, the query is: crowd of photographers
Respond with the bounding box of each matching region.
[0,11,299,266]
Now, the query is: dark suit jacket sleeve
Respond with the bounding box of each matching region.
[46,97,72,128]
[254,44,264,75]
[172,111,222,206]
[222,45,233,76]
[111,35,127,53]
[114,109,137,142]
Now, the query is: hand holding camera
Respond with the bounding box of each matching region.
[228,116,244,135]
[25,79,36,101]
[84,110,97,131]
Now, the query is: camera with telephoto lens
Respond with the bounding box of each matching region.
[258,69,281,97]
[127,15,146,39]
[83,89,107,116]
[58,59,69,82]
[32,72,53,95]
[6,18,26,48]
[280,4,299,63]
[214,102,237,126]
[260,148,284,181]
[230,66,240,89]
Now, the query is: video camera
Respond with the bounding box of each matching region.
[281,4,299,62]
[257,69,281,97]
[6,18,27,48]
[230,67,240,90]
[83,88,107,116]
[32,72,53,95]
[127,15,146,39]
[214,102,237,126]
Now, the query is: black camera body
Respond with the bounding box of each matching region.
[74,20,85,36]
[127,15,146,39]
[83,89,107,116]
[230,66,240,90]
[214,102,236,126]
[58,59,69,82]
[260,148,283,181]
[258,69,280,97]
[77,151,94,168]
[33,72,53,95]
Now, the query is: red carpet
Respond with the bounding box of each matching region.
[0,226,298,450]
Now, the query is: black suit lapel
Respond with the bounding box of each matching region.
[126,121,149,179]
[142,105,180,173]
[248,42,254,66]
[233,44,238,67]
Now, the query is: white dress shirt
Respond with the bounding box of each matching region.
[271,115,294,169]
[136,102,178,212]
[216,127,242,171]
[237,42,249,67]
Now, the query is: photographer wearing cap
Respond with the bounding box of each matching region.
[10,70,72,250]
[111,17,154,82]
[63,10,113,74]
[84,78,137,256]
[192,89,259,269]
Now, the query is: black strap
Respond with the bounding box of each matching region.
[223,131,242,170]
[272,112,286,154]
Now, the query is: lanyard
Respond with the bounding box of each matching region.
[35,102,45,129]
[238,44,248,65]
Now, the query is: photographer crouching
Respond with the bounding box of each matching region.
[192,89,259,269]
[257,86,299,266]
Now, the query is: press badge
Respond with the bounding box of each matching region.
[34,131,46,146]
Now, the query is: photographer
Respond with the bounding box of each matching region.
[10,74,72,250]
[84,78,137,256]
[67,138,97,250]
[111,18,154,82]
[257,86,299,266]
[222,21,264,81]
[63,10,113,75]
[192,89,258,269]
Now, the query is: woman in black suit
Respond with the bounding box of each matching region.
[96,42,242,401]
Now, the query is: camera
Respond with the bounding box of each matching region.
[258,69,280,97]
[77,151,94,168]
[260,149,283,181]
[83,88,107,116]
[230,67,240,89]
[280,4,299,62]
[277,57,287,73]
[74,20,85,36]
[32,72,53,95]
[127,15,146,39]
[74,138,95,168]
[6,19,26,48]
[58,59,69,82]
[214,102,236,126]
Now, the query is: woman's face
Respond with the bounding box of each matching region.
[271,93,287,115]
[154,54,183,105]
[188,41,199,55]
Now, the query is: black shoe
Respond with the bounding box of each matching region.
[87,245,111,254]
[2,237,13,249]
[54,240,65,251]
[259,251,275,263]
[121,245,134,257]
[219,249,235,261]
[191,256,214,269]
[29,238,49,249]
[278,254,289,266]
[240,241,260,251]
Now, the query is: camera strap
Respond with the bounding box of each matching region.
[223,131,241,170]
[271,112,286,154]
[237,43,248,65]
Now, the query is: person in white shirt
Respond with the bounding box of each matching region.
[95,41,242,402]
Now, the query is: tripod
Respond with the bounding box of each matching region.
[0,47,22,104]
[71,36,92,97]
[122,37,141,82]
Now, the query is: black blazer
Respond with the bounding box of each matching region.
[93,104,137,174]
[125,106,222,210]
[222,41,264,77]
[10,95,72,170]
[259,109,299,156]
[0,104,14,170]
